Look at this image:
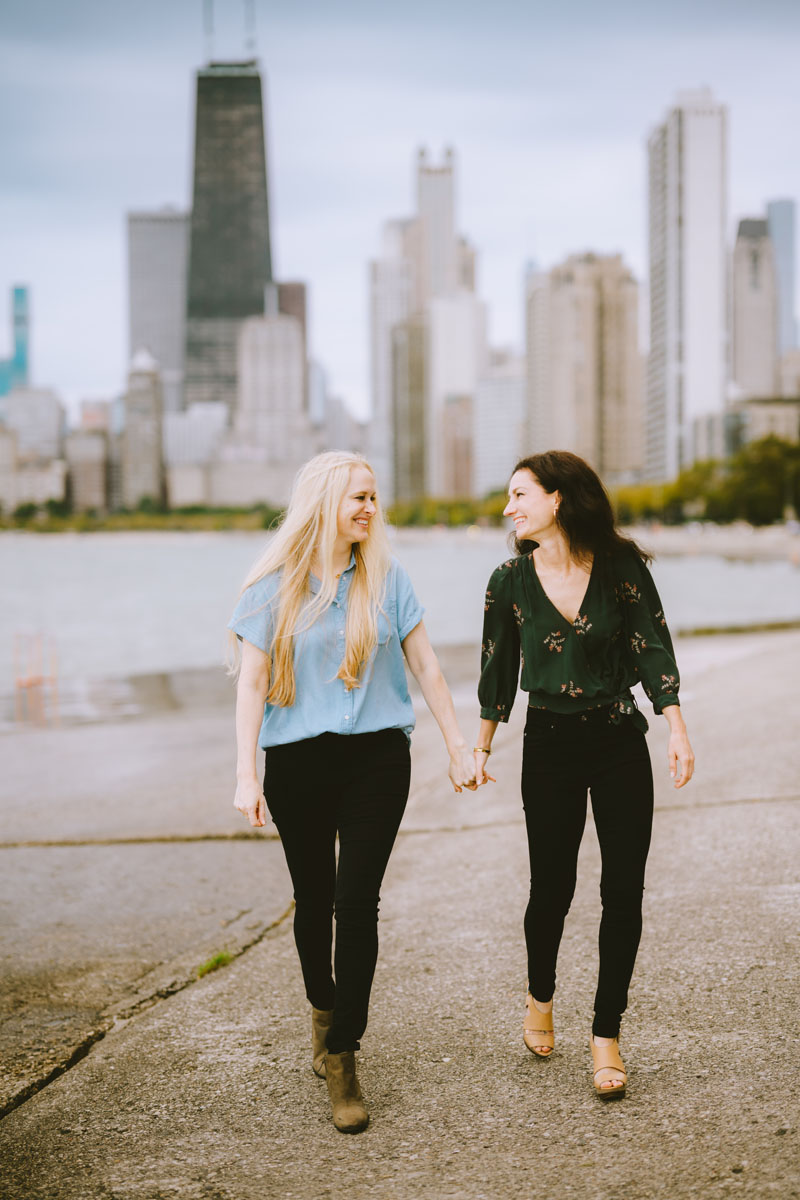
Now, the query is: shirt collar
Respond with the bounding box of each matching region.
[308,550,357,594]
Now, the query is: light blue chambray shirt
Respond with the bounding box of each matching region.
[228,555,425,748]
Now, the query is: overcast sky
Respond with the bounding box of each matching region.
[1,0,799,419]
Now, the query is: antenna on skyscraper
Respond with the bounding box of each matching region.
[203,0,214,62]
[244,0,257,55]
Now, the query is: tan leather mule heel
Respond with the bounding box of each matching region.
[590,1036,627,1099]
[523,993,554,1057]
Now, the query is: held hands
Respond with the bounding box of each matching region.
[449,746,479,793]
[474,749,495,788]
[234,777,267,827]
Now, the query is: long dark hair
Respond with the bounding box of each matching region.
[510,450,651,564]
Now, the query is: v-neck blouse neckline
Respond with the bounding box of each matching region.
[529,552,595,628]
[478,545,681,727]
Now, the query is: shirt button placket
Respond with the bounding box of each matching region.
[339,610,351,733]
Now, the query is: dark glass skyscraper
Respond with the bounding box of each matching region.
[184,61,273,408]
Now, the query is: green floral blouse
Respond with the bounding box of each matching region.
[478,545,680,732]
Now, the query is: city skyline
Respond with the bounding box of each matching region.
[1,0,799,419]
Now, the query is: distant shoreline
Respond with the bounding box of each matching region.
[4,624,800,734]
[3,520,800,563]
[620,522,800,564]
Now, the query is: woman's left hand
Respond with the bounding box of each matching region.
[449,746,478,793]
[667,726,695,789]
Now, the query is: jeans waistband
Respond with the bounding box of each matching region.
[526,704,615,725]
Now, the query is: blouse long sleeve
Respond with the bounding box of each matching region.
[478,562,521,722]
[615,550,680,713]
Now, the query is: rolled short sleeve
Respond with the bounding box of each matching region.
[393,560,425,641]
[227,576,279,654]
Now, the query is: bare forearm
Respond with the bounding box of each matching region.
[475,717,500,752]
[662,703,686,733]
[235,679,267,781]
[415,663,467,755]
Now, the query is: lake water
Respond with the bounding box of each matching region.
[2,529,800,690]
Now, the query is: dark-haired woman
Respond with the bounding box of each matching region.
[473,451,693,1099]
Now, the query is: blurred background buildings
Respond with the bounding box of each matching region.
[0,54,798,516]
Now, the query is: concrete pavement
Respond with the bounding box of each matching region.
[1,633,799,1198]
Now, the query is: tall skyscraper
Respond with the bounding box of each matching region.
[525,254,643,484]
[766,199,797,356]
[127,208,189,413]
[369,220,416,500]
[0,286,30,398]
[416,147,458,304]
[732,219,779,398]
[184,60,273,410]
[646,88,728,480]
[369,147,482,501]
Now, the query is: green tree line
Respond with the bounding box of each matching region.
[3,437,798,531]
[613,437,800,526]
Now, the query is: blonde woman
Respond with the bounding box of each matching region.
[228,451,476,1134]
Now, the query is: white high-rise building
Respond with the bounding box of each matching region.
[369,147,484,501]
[524,266,552,452]
[473,351,525,499]
[4,388,65,461]
[121,349,164,509]
[767,199,797,356]
[426,293,488,497]
[368,220,415,500]
[127,208,189,414]
[646,88,728,479]
[732,219,779,398]
[234,312,305,460]
[194,308,316,508]
[416,147,458,304]
[525,255,644,483]
[65,431,108,512]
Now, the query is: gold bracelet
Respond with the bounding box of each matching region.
[473,746,492,755]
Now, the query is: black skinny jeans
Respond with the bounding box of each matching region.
[263,728,410,1053]
[521,706,654,1039]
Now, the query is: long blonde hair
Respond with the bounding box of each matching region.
[229,450,392,706]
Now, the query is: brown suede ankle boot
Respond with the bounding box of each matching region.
[324,1050,369,1133]
[311,1007,334,1078]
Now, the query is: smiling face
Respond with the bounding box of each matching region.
[336,465,378,545]
[503,468,559,541]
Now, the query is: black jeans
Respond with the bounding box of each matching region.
[521,706,654,1038]
[263,728,410,1053]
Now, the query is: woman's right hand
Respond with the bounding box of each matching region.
[234,777,266,828]
[474,750,495,787]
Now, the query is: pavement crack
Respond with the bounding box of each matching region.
[3,793,796,851]
[655,792,800,815]
[0,832,280,849]
[1,792,796,849]
[398,792,800,838]
[0,900,295,1125]
[0,1027,109,1124]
